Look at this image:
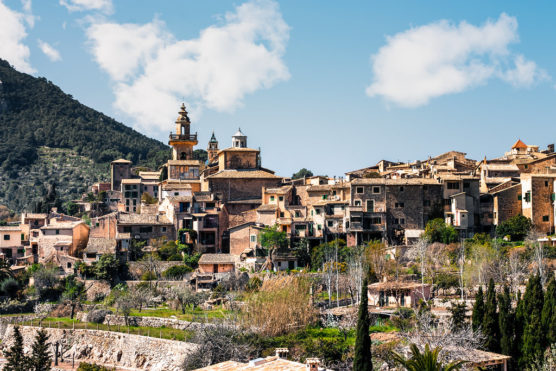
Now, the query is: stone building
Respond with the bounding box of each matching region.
[110,158,132,191]
[116,213,175,243]
[0,226,24,264]
[38,220,89,262]
[521,174,556,235]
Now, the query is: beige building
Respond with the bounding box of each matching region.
[0,226,24,263]
[521,174,556,235]
[38,220,90,264]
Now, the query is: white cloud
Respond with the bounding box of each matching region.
[38,40,61,62]
[86,0,290,134]
[60,0,112,14]
[366,14,548,107]
[0,0,34,73]
[21,0,31,12]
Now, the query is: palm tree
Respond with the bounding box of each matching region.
[391,344,466,371]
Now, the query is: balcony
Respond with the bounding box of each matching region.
[169,133,198,141]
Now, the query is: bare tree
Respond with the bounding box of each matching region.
[527,230,547,286]
[346,245,365,304]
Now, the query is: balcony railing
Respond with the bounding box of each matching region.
[169,133,198,141]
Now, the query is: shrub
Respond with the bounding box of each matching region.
[141,271,157,281]
[77,362,112,371]
[423,218,459,244]
[87,309,112,324]
[496,214,532,241]
[246,276,262,292]
[1,278,20,299]
[162,265,193,279]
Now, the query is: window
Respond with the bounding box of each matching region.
[443,199,451,206]
[327,220,334,227]
[55,229,60,235]
[366,200,374,212]
[133,199,137,205]
[545,181,549,187]
[315,208,321,215]
[125,191,130,198]
[322,195,328,200]
[270,196,275,201]
[161,227,167,232]
[373,187,380,194]
[399,186,404,192]
[139,226,153,233]
[133,207,136,212]
[280,212,285,217]
[332,190,337,196]
[424,200,431,207]
[250,235,257,243]
[525,191,531,203]
[356,187,364,194]
[543,215,549,222]
[279,196,284,201]
[518,194,522,201]
[371,217,382,224]
[131,192,138,198]
[394,218,399,224]
[463,182,470,189]
[317,224,322,230]
[123,226,132,233]
[3,235,9,240]
[354,200,361,206]
[295,211,301,217]
[174,192,179,196]
[400,218,405,224]
[67,262,72,269]
[395,202,404,208]
[126,207,129,212]
[447,182,459,190]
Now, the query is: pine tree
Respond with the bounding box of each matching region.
[542,276,556,346]
[471,286,484,332]
[483,278,500,352]
[521,274,545,369]
[3,326,30,371]
[29,329,51,371]
[498,285,514,357]
[353,277,372,371]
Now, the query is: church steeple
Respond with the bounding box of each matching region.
[232,128,247,148]
[169,103,198,161]
[207,131,219,164]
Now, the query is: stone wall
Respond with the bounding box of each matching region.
[77,313,218,331]
[0,324,197,371]
[128,261,186,279]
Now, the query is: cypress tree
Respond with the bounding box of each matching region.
[29,329,51,371]
[448,301,467,332]
[472,286,484,332]
[4,326,30,371]
[483,278,500,352]
[353,277,372,371]
[542,276,556,346]
[521,274,545,369]
[514,291,525,366]
[498,285,514,357]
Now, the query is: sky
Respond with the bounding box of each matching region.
[1,0,556,177]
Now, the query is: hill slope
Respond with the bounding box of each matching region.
[0,59,171,212]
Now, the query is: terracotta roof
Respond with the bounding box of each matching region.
[207,170,280,179]
[512,139,528,149]
[265,186,292,195]
[218,147,259,153]
[167,160,201,166]
[368,281,431,292]
[41,221,85,230]
[85,238,117,254]
[118,214,172,225]
[138,171,161,180]
[162,183,192,190]
[22,213,48,219]
[483,164,519,171]
[121,178,142,184]
[194,356,317,370]
[352,178,440,185]
[198,254,236,264]
[0,226,21,231]
[306,185,332,192]
[166,196,193,202]
[257,204,278,212]
[194,192,213,202]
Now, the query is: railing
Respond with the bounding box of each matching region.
[169,133,198,141]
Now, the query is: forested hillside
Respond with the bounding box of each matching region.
[0,59,171,212]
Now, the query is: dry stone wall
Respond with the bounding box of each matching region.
[0,324,197,371]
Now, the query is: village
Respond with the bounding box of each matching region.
[0,104,555,370]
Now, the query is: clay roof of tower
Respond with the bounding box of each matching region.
[111,158,132,164]
[512,139,528,149]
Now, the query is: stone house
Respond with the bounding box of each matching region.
[368,281,432,308]
[38,220,89,262]
[198,253,236,274]
[490,181,522,227]
[0,226,24,264]
[121,178,142,213]
[110,158,132,191]
[521,174,556,235]
[116,213,175,243]
[83,237,117,263]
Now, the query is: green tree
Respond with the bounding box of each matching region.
[128,239,146,261]
[94,255,121,285]
[495,214,532,241]
[1,278,20,299]
[258,224,288,271]
[63,201,79,216]
[498,285,514,357]
[448,301,467,332]
[29,329,51,371]
[61,275,86,319]
[482,278,500,352]
[353,277,372,371]
[292,168,313,179]
[3,326,30,371]
[542,277,556,346]
[423,219,458,244]
[471,286,484,332]
[392,344,466,371]
[521,274,545,368]
[514,292,525,366]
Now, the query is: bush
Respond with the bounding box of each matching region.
[77,362,112,371]
[423,218,459,244]
[496,214,532,241]
[162,265,193,279]
[86,309,112,324]
[141,271,157,281]
[246,276,262,292]
[1,278,20,299]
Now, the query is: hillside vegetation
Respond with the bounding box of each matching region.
[0,59,171,212]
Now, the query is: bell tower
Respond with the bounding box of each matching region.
[207,131,219,164]
[169,104,198,160]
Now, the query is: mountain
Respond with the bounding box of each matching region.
[0,59,171,212]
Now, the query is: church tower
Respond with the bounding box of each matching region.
[207,131,219,164]
[232,128,247,148]
[169,104,198,160]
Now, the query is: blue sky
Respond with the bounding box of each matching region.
[1,0,556,177]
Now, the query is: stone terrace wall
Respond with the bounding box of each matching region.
[77,312,219,330]
[0,325,197,371]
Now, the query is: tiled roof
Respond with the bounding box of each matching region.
[306,185,332,192]
[22,213,48,219]
[483,164,519,171]
[193,357,314,370]
[218,147,259,153]
[167,196,193,202]
[512,139,528,149]
[257,204,278,212]
[0,226,21,231]
[207,170,281,179]
[194,192,213,201]
[85,238,117,254]
[352,178,440,185]
[121,178,142,184]
[41,221,85,230]
[198,254,236,264]
[168,160,201,166]
[118,213,173,225]
[111,158,132,164]
[162,183,193,190]
[265,186,292,194]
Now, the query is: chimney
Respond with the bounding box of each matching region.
[275,348,289,359]
[548,144,555,153]
[306,358,320,370]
